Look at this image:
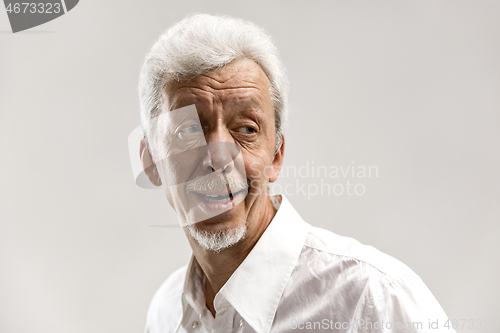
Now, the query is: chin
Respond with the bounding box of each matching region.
[186,218,248,253]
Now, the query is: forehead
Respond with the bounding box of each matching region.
[166,58,272,110]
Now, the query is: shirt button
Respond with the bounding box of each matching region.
[192,321,198,328]
[239,319,245,327]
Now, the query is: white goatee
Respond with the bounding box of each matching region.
[186,222,247,253]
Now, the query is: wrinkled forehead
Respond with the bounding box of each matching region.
[168,92,269,119]
[164,59,273,111]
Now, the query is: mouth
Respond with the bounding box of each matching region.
[197,192,234,203]
[193,188,248,212]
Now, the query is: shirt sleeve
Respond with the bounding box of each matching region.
[351,275,456,333]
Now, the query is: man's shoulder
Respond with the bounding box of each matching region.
[145,265,188,333]
[302,225,417,280]
[279,224,453,328]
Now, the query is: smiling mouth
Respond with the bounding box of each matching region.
[197,192,233,203]
[195,188,246,203]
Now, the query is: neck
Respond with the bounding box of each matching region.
[187,196,277,316]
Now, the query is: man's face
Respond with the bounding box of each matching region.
[156,58,283,235]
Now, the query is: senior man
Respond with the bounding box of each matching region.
[138,14,454,333]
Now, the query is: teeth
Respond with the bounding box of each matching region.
[196,189,247,204]
[202,194,230,203]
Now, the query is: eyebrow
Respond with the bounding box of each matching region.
[169,97,201,111]
[225,97,268,120]
[170,93,270,127]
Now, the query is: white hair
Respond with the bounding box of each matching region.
[138,13,289,153]
[186,222,247,253]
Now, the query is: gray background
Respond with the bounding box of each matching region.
[1,1,499,332]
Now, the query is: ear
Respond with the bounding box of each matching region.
[269,135,285,183]
[139,139,162,187]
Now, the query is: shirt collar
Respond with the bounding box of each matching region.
[183,195,309,333]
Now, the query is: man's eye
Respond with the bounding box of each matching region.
[179,124,201,134]
[237,126,256,134]
[177,124,203,140]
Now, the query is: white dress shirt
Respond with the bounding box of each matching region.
[145,195,455,333]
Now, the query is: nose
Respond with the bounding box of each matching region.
[202,142,239,173]
[201,126,239,173]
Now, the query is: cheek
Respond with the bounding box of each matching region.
[156,147,205,186]
[240,139,276,192]
[244,158,274,187]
